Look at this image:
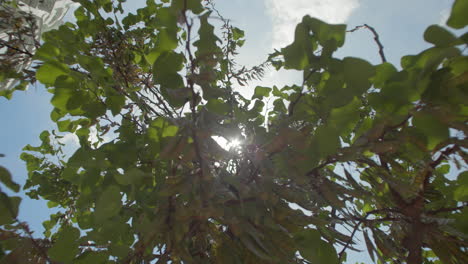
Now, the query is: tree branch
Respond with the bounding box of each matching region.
[427,204,467,215]
[288,69,316,117]
[0,38,34,57]
[347,24,387,63]
[182,0,205,179]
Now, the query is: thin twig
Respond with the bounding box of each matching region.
[0,39,34,57]
[347,24,387,63]
[288,69,317,117]
[182,0,205,178]
[420,145,460,195]
[338,220,361,262]
[427,204,467,215]
[18,222,54,263]
[337,208,401,262]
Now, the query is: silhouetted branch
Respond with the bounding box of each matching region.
[347,24,387,63]
[289,69,317,117]
[0,39,34,57]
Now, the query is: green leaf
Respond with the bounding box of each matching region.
[153,52,185,87]
[321,75,355,108]
[313,126,340,158]
[162,125,179,138]
[448,56,468,76]
[239,235,271,260]
[0,192,21,225]
[273,99,287,113]
[166,87,191,107]
[282,23,309,70]
[328,97,361,136]
[75,251,108,264]
[249,100,265,115]
[77,211,93,230]
[122,13,139,30]
[0,166,20,192]
[43,216,59,238]
[343,57,375,93]
[232,27,245,40]
[47,201,59,208]
[216,241,243,264]
[453,208,468,235]
[252,86,271,100]
[149,117,179,139]
[371,62,397,88]
[207,99,230,115]
[401,47,460,72]
[303,16,346,48]
[39,130,50,143]
[157,28,178,52]
[194,12,222,58]
[295,229,339,264]
[413,112,449,149]
[363,230,376,262]
[51,76,79,112]
[171,0,204,14]
[66,91,88,111]
[36,61,70,86]
[447,0,468,29]
[114,168,145,186]
[82,101,106,118]
[454,171,468,201]
[369,81,416,113]
[106,95,126,116]
[77,55,109,79]
[34,42,60,60]
[145,49,160,65]
[57,119,72,132]
[50,108,65,122]
[94,185,122,224]
[48,226,80,263]
[424,25,457,47]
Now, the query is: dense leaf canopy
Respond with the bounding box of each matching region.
[1,0,467,263]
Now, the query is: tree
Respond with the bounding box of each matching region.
[0,0,41,94]
[0,0,467,263]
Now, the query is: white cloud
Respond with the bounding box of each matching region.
[57,133,80,157]
[59,133,79,147]
[264,0,360,48]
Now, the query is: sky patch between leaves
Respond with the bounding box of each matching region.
[264,0,360,48]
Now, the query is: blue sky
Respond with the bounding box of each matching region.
[0,0,460,262]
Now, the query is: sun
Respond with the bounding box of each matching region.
[212,136,242,151]
[227,138,241,148]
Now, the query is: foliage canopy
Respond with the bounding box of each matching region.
[1,0,468,263]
